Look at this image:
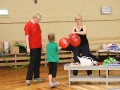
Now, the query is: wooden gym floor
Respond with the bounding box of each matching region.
[0,64,120,90]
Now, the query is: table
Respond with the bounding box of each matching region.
[64,64,120,85]
[98,50,120,76]
[98,49,120,56]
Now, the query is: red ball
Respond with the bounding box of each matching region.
[69,34,81,47]
[59,38,69,48]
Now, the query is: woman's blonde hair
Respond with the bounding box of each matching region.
[75,14,82,20]
[48,33,55,42]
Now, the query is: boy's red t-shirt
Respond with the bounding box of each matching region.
[24,21,42,49]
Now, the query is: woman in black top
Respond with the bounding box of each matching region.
[72,14,92,76]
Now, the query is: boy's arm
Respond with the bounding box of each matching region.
[25,35,30,54]
[56,44,61,52]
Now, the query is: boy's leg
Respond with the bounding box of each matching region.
[34,48,41,79]
[48,62,56,87]
[48,62,53,83]
[49,74,52,84]
[26,49,36,85]
[52,62,57,82]
[52,63,59,86]
[26,49,36,80]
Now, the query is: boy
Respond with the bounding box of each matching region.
[46,33,60,88]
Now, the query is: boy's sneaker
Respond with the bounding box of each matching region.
[33,78,44,82]
[53,82,59,86]
[25,80,30,86]
[49,82,56,88]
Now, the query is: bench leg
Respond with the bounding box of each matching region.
[106,70,109,85]
[68,70,71,85]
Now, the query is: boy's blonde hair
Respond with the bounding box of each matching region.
[33,13,41,19]
[48,33,55,42]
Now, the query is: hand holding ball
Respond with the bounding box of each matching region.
[59,34,81,48]
[69,34,81,47]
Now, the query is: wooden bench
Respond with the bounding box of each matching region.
[0,51,73,67]
[0,40,73,67]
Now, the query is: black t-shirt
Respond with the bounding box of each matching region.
[61,28,89,51]
[74,28,89,45]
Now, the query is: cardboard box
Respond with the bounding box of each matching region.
[10,47,19,54]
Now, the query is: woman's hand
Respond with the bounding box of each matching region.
[72,32,78,34]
